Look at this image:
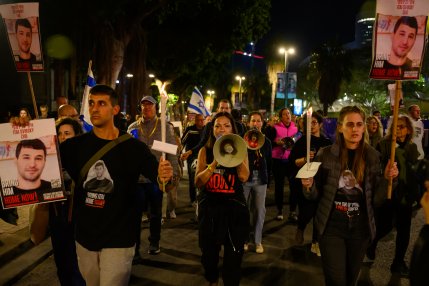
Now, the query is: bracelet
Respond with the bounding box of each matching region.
[207,165,214,172]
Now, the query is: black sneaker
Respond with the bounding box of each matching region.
[390,261,409,277]
[366,246,376,261]
[288,212,298,223]
[148,243,161,255]
[132,254,144,265]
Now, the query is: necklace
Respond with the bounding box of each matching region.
[139,117,158,138]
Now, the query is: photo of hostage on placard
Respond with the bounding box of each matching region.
[370,14,427,80]
[83,160,114,194]
[0,120,65,209]
[2,17,44,72]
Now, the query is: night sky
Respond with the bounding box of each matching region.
[258,0,369,69]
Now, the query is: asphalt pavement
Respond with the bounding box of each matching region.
[2,172,424,286]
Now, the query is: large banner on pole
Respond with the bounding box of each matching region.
[369,0,429,80]
[0,119,65,209]
[0,2,44,72]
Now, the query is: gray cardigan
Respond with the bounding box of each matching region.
[128,117,180,181]
[305,142,384,241]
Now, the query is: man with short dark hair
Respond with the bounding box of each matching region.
[15,139,51,194]
[15,18,36,63]
[13,139,51,202]
[181,99,244,161]
[180,113,205,205]
[383,16,419,77]
[60,84,173,286]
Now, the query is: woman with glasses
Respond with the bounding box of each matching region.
[366,115,383,148]
[301,106,398,286]
[366,114,419,277]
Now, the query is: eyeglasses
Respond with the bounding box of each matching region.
[397,124,408,130]
[310,121,319,126]
[344,122,364,129]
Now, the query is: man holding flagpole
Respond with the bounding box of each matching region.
[181,95,244,162]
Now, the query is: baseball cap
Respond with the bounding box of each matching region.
[140,95,157,104]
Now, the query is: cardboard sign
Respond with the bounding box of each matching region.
[0,119,65,209]
[0,2,44,72]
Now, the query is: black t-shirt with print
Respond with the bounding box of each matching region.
[60,131,158,251]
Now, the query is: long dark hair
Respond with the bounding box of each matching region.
[204,112,238,164]
[336,106,368,183]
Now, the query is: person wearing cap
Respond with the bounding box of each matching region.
[127,95,180,259]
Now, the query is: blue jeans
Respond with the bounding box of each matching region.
[135,182,163,252]
[243,181,267,244]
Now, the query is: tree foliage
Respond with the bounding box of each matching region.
[51,0,271,118]
[311,40,352,115]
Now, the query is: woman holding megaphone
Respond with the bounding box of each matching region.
[195,111,250,286]
[242,111,272,254]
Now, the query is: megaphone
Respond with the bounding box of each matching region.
[282,133,302,150]
[244,128,265,150]
[213,134,247,168]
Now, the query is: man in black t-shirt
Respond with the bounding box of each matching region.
[180,113,204,204]
[60,85,173,286]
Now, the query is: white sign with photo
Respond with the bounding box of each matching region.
[0,119,65,209]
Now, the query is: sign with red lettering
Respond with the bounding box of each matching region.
[369,0,429,80]
[0,119,65,209]
[0,2,44,72]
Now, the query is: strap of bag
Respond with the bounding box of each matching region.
[68,133,132,221]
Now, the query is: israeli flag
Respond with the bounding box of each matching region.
[80,62,96,132]
[187,86,210,116]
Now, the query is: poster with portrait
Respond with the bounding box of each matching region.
[369,0,429,80]
[0,119,65,209]
[276,72,286,99]
[0,2,44,72]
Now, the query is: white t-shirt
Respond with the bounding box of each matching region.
[412,119,424,160]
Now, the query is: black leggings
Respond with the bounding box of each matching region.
[370,200,412,263]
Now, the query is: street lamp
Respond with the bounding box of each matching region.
[279,47,295,109]
[235,75,245,109]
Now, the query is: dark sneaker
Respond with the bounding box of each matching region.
[390,261,409,277]
[288,212,298,223]
[132,254,144,265]
[295,229,304,245]
[148,243,161,255]
[366,246,376,261]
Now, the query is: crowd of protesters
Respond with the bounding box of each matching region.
[1,95,429,286]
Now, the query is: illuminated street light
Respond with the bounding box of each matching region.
[279,47,295,72]
[235,76,245,108]
[126,73,133,78]
[278,47,295,109]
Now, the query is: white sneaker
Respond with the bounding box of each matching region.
[311,242,321,257]
[255,244,264,254]
[169,210,177,219]
[141,214,149,222]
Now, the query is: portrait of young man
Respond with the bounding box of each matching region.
[13,139,51,203]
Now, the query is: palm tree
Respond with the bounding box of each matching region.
[311,40,352,115]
